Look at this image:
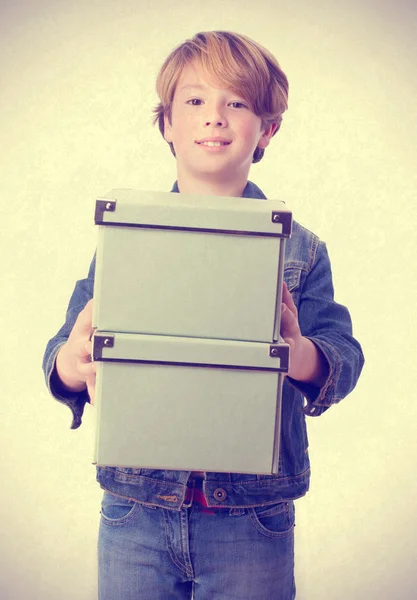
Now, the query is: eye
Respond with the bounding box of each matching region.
[186,98,203,106]
[229,101,248,109]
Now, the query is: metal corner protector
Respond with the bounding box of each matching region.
[269,344,290,372]
[94,199,117,224]
[93,333,115,360]
[271,211,292,237]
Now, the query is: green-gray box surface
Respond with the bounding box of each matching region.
[92,332,289,474]
[92,189,292,343]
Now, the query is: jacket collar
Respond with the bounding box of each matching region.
[170,180,266,200]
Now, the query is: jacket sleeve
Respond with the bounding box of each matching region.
[287,241,364,417]
[42,254,96,429]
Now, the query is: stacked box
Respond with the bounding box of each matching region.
[92,189,292,474]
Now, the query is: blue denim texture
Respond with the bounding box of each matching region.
[98,485,296,599]
[42,180,364,510]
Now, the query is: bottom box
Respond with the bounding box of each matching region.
[92,332,289,474]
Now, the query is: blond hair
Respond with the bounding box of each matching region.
[153,31,289,163]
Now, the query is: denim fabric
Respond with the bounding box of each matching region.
[42,180,364,509]
[98,486,296,599]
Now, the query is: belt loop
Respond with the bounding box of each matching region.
[182,480,195,508]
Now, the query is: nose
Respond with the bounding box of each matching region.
[204,104,227,128]
[205,118,225,127]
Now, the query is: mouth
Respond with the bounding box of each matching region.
[196,140,232,147]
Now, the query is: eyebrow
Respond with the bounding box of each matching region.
[179,83,242,96]
[180,84,206,91]
[179,83,249,102]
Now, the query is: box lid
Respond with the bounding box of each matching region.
[93,331,289,373]
[95,188,292,238]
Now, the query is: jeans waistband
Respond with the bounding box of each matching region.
[185,474,218,513]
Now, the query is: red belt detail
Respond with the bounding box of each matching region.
[185,484,217,514]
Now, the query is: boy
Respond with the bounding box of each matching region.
[43,31,364,600]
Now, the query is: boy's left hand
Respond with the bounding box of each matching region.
[280,281,303,377]
[280,282,329,386]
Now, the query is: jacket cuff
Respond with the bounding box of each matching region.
[46,344,89,429]
[287,337,341,417]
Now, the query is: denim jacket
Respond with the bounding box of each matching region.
[42,181,364,509]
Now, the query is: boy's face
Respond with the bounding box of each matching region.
[163,61,276,186]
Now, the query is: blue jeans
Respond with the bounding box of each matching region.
[98,484,296,599]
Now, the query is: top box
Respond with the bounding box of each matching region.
[93,189,292,343]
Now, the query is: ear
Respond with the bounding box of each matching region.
[257,122,279,149]
[163,113,173,143]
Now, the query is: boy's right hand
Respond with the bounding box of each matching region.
[55,299,96,404]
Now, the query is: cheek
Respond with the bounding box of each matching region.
[171,111,197,142]
[238,117,262,142]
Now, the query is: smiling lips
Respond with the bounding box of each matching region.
[196,137,232,147]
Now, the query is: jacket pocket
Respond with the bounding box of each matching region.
[284,265,303,306]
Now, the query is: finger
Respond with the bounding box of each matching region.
[80,340,93,361]
[79,346,90,361]
[282,282,297,316]
[74,299,94,337]
[86,373,96,405]
[280,302,299,340]
[282,281,294,306]
[77,361,96,379]
[282,335,295,354]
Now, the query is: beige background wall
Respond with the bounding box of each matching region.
[1,0,416,598]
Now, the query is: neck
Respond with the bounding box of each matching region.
[176,169,249,198]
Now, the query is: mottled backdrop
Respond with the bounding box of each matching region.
[1,0,416,598]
